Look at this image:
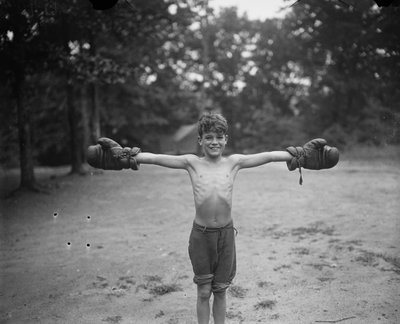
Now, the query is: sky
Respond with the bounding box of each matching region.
[209,0,292,20]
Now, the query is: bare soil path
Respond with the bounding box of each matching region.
[1,154,399,323]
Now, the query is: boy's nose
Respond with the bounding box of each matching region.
[211,137,219,144]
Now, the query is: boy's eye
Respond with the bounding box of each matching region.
[203,134,225,141]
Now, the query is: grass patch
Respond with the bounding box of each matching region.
[102,315,123,323]
[291,222,335,237]
[355,252,377,266]
[226,310,244,321]
[136,275,182,296]
[118,276,136,285]
[257,281,273,288]
[155,310,165,318]
[273,264,292,271]
[149,283,182,296]
[291,247,310,255]
[254,299,276,310]
[228,284,248,298]
[379,254,400,268]
[144,275,162,283]
[262,225,289,239]
[357,250,400,269]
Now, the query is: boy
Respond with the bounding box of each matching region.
[87,113,339,324]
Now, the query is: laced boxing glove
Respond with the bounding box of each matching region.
[286,138,339,184]
[87,137,141,170]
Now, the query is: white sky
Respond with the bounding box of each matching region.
[209,0,291,20]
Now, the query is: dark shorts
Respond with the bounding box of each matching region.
[188,221,236,293]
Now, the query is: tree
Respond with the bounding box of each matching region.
[283,0,400,144]
[1,0,199,184]
[0,0,55,190]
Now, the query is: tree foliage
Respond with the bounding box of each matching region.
[0,0,399,184]
[281,0,400,145]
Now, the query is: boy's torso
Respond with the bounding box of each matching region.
[187,155,239,227]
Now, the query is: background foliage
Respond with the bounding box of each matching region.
[0,0,399,185]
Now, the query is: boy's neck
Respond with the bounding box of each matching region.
[203,154,223,163]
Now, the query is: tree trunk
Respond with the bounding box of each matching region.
[67,81,84,174]
[16,77,36,189]
[10,1,36,191]
[88,82,101,142]
[88,32,101,143]
[81,86,90,162]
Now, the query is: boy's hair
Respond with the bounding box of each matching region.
[198,113,228,137]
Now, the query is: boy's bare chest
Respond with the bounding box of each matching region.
[197,171,232,187]
[190,163,236,192]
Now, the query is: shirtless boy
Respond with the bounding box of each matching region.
[87,113,339,324]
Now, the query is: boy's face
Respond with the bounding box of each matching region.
[198,131,228,158]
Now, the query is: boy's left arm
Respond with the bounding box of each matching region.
[233,151,292,170]
[233,138,339,184]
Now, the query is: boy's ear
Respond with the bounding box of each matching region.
[225,134,228,143]
[198,136,202,145]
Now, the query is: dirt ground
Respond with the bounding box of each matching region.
[1,151,400,324]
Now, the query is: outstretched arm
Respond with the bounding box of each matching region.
[232,151,292,170]
[136,152,193,170]
[87,137,193,171]
[230,139,339,185]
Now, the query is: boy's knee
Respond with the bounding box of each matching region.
[212,289,226,301]
[197,284,212,300]
[212,282,230,293]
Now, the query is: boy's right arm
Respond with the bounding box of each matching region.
[87,137,192,171]
[136,152,193,170]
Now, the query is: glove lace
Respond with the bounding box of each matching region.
[295,147,304,185]
[297,161,303,185]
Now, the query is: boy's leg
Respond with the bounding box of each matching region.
[212,290,227,324]
[197,283,212,324]
[211,225,236,324]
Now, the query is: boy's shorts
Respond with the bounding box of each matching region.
[188,221,236,293]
